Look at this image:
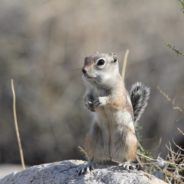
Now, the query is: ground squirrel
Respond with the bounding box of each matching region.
[79,53,150,174]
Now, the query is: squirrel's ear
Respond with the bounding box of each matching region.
[110,53,118,63]
[84,56,94,66]
[84,56,90,65]
[113,55,118,63]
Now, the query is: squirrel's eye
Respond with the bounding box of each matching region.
[97,59,105,66]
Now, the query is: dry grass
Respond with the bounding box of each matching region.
[121,49,129,81]
[136,87,184,183]
[157,86,184,115]
[11,79,26,169]
[137,132,184,183]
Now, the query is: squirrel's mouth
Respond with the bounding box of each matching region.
[83,73,95,80]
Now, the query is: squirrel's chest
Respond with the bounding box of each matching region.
[96,107,114,123]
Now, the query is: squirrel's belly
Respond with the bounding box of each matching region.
[95,108,135,162]
[109,125,127,162]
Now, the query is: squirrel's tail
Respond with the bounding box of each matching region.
[130,82,150,123]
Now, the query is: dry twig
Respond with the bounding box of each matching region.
[157,86,184,114]
[11,79,26,169]
[121,49,129,81]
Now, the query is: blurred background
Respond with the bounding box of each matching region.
[0,0,184,175]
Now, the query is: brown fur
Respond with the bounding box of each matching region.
[125,129,137,160]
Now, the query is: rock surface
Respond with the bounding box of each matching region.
[0,160,167,184]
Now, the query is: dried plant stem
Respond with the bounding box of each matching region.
[11,79,26,169]
[178,128,184,136]
[157,86,184,114]
[121,49,129,81]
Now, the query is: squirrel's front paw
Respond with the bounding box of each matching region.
[85,96,108,111]
[93,97,108,108]
[93,98,101,108]
[85,100,96,112]
[85,98,101,111]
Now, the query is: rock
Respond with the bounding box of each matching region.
[0,160,167,184]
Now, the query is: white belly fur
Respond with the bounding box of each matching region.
[95,107,134,162]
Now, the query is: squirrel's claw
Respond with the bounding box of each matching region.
[119,161,137,170]
[85,99,101,111]
[93,96,109,108]
[85,96,109,111]
[77,162,94,175]
[93,99,101,108]
[85,100,95,112]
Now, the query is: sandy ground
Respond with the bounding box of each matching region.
[0,165,23,178]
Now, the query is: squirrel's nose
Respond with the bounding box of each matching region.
[82,68,87,74]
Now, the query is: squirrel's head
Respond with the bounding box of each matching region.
[82,53,121,89]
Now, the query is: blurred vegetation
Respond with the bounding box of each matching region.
[179,0,184,10]
[167,0,184,57]
[0,0,184,166]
